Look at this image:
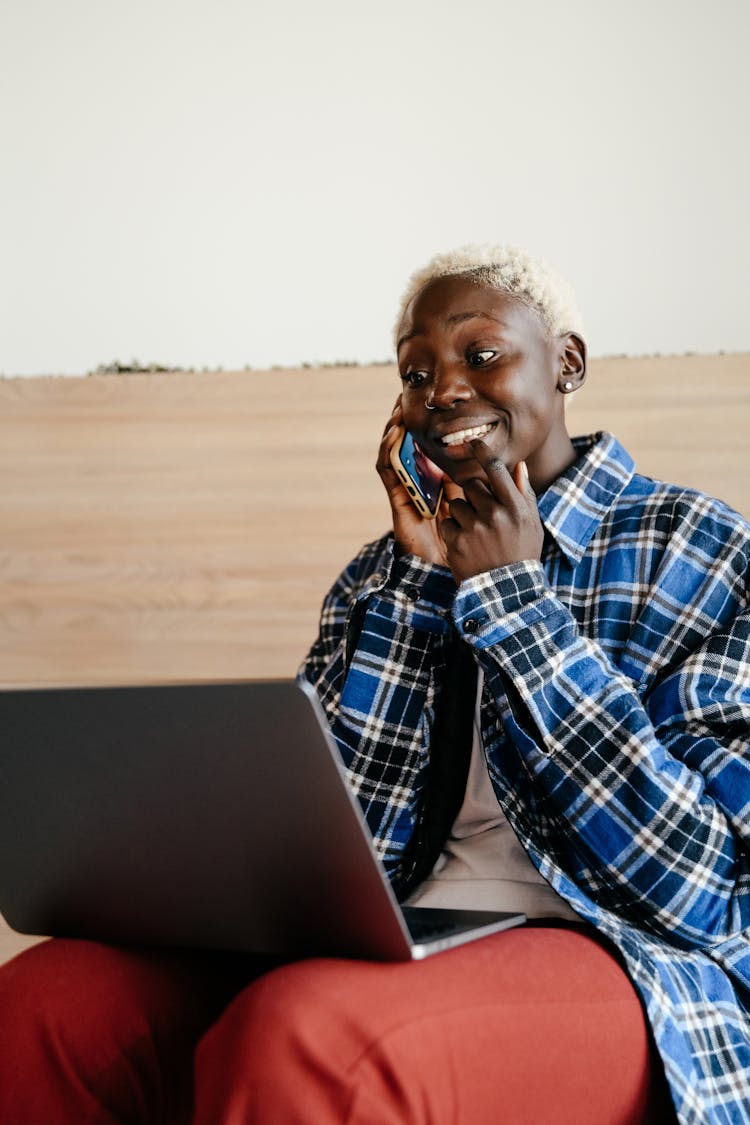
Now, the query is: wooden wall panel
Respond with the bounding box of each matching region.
[1,355,748,687]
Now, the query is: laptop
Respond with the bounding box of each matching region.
[0,679,525,961]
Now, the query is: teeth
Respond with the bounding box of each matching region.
[441,423,494,447]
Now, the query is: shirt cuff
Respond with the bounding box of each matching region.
[381,548,457,612]
[452,561,557,646]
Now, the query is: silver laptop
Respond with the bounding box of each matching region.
[0,680,525,960]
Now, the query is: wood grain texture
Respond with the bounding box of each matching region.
[1,354,748,962]
[1,356,747,687]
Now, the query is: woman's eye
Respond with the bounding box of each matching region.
[467,350,496,368]
[401,370,427,388]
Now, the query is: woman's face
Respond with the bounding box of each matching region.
[396,275,584,491]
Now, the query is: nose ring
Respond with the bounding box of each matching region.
[425,400,436,411]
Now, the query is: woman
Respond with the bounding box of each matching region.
[2,244,749,1123]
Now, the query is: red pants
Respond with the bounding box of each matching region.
[0,926,672,1123]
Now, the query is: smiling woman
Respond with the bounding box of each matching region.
[303,246,750,1125]
[378,251,588,579]
[3,245,750,1125]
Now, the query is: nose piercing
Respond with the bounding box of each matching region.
[425,400,436,411]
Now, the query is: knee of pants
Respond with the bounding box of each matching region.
[0,938,217,1125]
[195,958,377,1123]
[197,956,362,1072]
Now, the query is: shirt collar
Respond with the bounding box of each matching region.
[537,432,636,566]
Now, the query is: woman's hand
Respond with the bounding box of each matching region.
[377,398,462,567]
[440,439,544,583]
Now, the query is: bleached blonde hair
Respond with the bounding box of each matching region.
[394,243,584,347]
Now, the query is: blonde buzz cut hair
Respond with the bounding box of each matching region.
[394,243,584,348]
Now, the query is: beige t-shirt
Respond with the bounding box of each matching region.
[407,671,580,922]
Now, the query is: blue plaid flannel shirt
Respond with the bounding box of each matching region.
[301,432,750,1125]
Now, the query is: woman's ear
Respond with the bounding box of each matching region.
[557,332,587,394]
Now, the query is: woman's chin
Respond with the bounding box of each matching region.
[442,456,505,487]
[434,434,512,485]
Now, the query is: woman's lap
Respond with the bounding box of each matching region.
[0,926,671,1124]
[196,924,667,1124]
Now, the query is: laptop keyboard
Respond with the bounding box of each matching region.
[401,906,464,942]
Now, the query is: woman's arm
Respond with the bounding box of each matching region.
[454,557,750,948]
[300,537,458,875]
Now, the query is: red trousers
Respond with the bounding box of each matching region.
[0,926,672,1123]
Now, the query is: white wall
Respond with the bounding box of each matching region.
[2,0,748,375]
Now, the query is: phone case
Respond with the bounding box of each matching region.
[389,431,443,519]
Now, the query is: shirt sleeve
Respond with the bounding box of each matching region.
[452,558,750,948]
[300,539,458,873]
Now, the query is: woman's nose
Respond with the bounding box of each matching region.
[427,364,473,409]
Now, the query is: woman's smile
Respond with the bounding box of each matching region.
[434,419,497,448]
[420,416,508,478]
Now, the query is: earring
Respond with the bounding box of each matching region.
[563,381,573,392]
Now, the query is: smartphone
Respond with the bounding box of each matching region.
[389,430,444,519]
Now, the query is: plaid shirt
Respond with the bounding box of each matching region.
[301,432,750,1125]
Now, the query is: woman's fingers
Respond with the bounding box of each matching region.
[439,442,543,581]
[465,440,523,506]
[376,401,405,479]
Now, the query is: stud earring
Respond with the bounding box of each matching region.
[563,381,573,392]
